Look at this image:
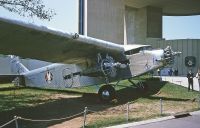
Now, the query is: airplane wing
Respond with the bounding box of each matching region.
[0,16,127,66]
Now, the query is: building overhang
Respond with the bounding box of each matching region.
[124,0,200,16]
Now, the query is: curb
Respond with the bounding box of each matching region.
[106,116,174,128]
[106,110,200,128]
[189,110,200,115]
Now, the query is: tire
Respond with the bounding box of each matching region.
[98,85,116,102]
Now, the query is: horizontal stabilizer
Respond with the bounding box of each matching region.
[10,55,29,74]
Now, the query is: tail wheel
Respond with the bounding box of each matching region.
[98,85,116,102]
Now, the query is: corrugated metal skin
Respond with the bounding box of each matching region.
[146,39,200,75]
[0,56,11,74]
[0,56,51,74]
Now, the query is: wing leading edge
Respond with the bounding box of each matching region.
[0,16,127,65]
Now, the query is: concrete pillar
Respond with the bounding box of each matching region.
[146,6,162,39]
[135,7,147,43]
[86,0,124,44]
[124,6,137,44]
[125,6,162,44]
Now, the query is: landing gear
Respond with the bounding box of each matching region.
[128,79,148,91]
[98,84,116,102]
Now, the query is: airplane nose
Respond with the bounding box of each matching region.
[162,46,181,65]
[153,49,164,61]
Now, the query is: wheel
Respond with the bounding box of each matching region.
[98,85,116,102]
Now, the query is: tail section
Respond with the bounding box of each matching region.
[10,55,29,74]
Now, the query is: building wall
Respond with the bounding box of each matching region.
[85,0,197,76]
[87,0,124,44]
[147,39,200,76]
[124,6,137,44]
[124,6,147,44]
[146,6,162,38]
[134,7,147,43]
[124,6,162,44]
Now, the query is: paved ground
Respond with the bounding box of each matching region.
[161,76,200,91]
[107,111,200,128]
[130,113,200,128]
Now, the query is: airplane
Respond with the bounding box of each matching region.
[0,16,181,102]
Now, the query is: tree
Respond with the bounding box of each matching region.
[0,0,55,21]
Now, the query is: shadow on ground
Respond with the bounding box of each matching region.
[0,79,181,128]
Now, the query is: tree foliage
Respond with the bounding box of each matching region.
[0,0,56,21]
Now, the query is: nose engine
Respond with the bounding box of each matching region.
[163,46,181,65]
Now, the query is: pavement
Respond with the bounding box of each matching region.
[161,76,200,91]
[107,76,200,128]
[129,111,200,128]
[106,111,200,128]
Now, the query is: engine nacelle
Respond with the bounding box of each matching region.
[97,54,127,78]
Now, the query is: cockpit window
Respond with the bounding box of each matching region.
[124,48,140,55]
[142,46,152,50]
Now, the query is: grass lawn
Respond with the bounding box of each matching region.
[0,84,82,112]
[85,79,200,128]
[0,78,199,128]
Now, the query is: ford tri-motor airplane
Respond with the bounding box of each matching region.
[0,16,180,102]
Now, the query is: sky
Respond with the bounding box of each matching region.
[0,0,79,32]
[163,16,200,39]
[0,0,200,40]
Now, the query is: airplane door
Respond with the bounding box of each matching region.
[62,68,73,88]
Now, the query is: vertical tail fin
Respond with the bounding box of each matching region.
[10,55,29,74]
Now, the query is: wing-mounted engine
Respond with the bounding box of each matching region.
[97,53,127,102]
[97,53,127,78]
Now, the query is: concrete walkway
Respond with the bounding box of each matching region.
[107,111,200,128]
[106,107,200,128]
[161,76,200,91]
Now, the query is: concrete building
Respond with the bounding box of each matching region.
[1,0,198,76]
[78,0,200,75]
